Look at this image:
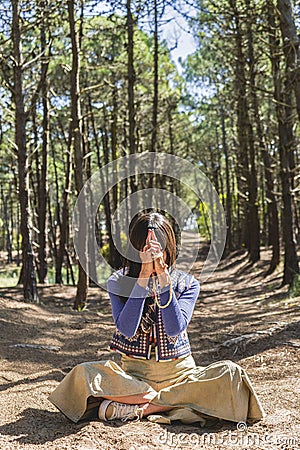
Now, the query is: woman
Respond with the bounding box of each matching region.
[49,212,265,426]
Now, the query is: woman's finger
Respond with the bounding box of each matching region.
[150,229,158,241]
[149,240,160,247]
[145,232,151,245]
[148,241,162,252]
[140,249,154,265]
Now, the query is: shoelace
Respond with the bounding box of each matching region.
[106,401,145,422]
[120,406,145,423]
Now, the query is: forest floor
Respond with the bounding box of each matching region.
[0,246,300,450]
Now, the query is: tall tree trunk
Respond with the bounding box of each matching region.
[111,83,122,268]
[47,193,57,270]
[37,8,49,283]
[1,188,13,263]
[12,0,38,302]
[277,0,300,245]
[151,0,159,154]
[220,104,233,252]
[211,143,219,195]
[245,0,260,263]
[215,125,224,210]
[100,111,114,269]
[231,0,260,262]
[148,0,159,190]
[88,95,109,263]
[167,103,180,244]
[126,0,137,200]
[230,0,251,252]
[250,2,280,273]
[83,115,98,285]
[55,122,71,284]
[16,201,21,266]
[10,190,15,262]
[67,0,88,310]
[277,0,300,122]
[268,3,299,286]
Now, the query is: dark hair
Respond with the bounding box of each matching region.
[124,211,177,278]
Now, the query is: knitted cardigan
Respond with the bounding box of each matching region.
[108,268,200,361]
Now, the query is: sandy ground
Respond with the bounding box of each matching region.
[0,247,300,450]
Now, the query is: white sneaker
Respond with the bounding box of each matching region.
[98,400,144,422]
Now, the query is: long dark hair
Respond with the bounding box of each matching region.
[119,211,177,301]
[125,211,177,277]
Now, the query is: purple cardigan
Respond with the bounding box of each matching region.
[108,272,200,338]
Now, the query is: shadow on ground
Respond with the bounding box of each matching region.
[0,406,251,446]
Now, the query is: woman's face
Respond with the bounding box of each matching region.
[129,212,177,269]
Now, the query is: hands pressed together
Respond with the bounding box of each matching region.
[139,229,168,279]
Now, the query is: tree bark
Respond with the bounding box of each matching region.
[230,0,252,254]
[249,3,280,273]
[151,0,159,154]
[126,0,137,199]
[111,82,122,268]
[67,0,88,310]
[277,0,300,122]
[220,104,233,252]
[100,109,114,269]
[12,0,38,302]
[37,7,49,283]
[55,121,72,284]
[277,0,300,245]
[88,95,109,263]
[1,188,13,263]
[147,0,159,190]
[83,114,98,285]
[244,0,260,263]
[268,2,299,285]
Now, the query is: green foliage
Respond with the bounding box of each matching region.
[100,243,110,261]
[196,202,211,240]
[75,304,88,312]
[0,263,20,288]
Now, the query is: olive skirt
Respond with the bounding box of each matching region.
[48,353,265,426]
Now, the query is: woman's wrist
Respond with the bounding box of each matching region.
[137,269,152,288]
[157,270,171,289]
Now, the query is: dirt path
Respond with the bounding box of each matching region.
[0,248,299,450]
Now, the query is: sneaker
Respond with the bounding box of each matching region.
[98,399,145,422]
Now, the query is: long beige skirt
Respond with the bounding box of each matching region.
[48,353,265,426]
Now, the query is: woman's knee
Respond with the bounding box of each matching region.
[221,359,242,375]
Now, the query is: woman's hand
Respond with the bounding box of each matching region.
[137,237,155,288]
[137,229,169,289]
[139,245,154,278]
[137,229,156,283]
[147,230,168,275]
[147,230,171,290]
